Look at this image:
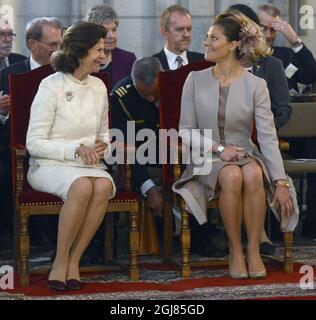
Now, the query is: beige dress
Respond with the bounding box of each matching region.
[172,67,287,225]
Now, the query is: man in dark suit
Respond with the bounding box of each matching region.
[258,3,316,92]
[0,17,26,122]
[0,17,26,245]
[153,5,204,70]
[0,17,63,244]
[258,4,316,240]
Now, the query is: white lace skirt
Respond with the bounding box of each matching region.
[27,165,116,201]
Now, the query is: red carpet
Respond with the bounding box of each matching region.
[1,262,316,300]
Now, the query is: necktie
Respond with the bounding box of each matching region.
[175,56,183,69]
[0,58,7,70]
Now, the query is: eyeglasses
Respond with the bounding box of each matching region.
[0,32,16,40]
[36,40,60,50]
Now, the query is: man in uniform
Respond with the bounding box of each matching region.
[111,57,225,257]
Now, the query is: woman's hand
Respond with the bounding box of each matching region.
[270,186,294,222]
[219,146,245,162]
[77,145,100,165]
[94,139,108,157]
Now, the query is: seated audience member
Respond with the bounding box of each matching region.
[228,4,292,254]
[26,21,116,290]
[153,5,204,69]
[258,3,316,239]
[173,13,294,279]
[111,57,225,258]
[0,17,63,246]
[258,3,316,93]
[0,16,27,237]
[0,17,26,71]
[85,4,136,88]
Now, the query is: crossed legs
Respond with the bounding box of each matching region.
[49,177,112,283]
[217,160,266,278]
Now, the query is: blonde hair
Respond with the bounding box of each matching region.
[215,9,271,63]
[160,5,191,30]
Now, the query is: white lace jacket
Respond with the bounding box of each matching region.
[26,72,110,168]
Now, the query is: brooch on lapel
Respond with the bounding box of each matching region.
[65,91,74,102]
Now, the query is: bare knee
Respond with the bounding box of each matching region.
[93,178,112,201]
[68,177,93,202]
[243,165,264,191]
[218,166,243,192]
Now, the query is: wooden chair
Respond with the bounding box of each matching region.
[158,61,224,278]
[9,65,139,286]
[158,61,294,278]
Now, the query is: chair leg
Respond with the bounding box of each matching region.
[284,232,293,273]
[19,209,30,286]
[129,208,139,281]
[105,213,114,262]
[181,204,190,279]
[163,200,173,262]
[13,203,20,271]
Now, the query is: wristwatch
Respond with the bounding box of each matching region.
[291,36,303,48]
[74,144,82,158]
[217,145,225,154]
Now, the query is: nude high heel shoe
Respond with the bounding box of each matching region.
[248,268,267,279]
[228,255,249,280]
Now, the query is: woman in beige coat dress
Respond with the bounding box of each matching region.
[173,14,293,279]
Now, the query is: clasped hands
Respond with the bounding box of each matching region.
[77,139,108,165]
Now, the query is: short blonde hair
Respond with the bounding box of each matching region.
[160,5,191,30]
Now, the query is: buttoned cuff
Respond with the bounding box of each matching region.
[292,44,303,53]
[140,179,156,197]
[0,112,9,125]
[65,143,80,160]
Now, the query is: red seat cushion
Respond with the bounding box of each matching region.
[18,191,64,206]
[110,191,139,202]
[18,190,139,206]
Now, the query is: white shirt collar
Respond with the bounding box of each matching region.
[30,55,42,70]
[163,47,188,70]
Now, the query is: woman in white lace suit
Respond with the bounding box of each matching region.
[26,22,116,290]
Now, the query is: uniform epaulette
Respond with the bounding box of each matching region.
[114,86,128,98]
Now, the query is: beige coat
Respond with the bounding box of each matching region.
[173,67,288,225]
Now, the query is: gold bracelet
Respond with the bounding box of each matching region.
[275,180,290,188]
